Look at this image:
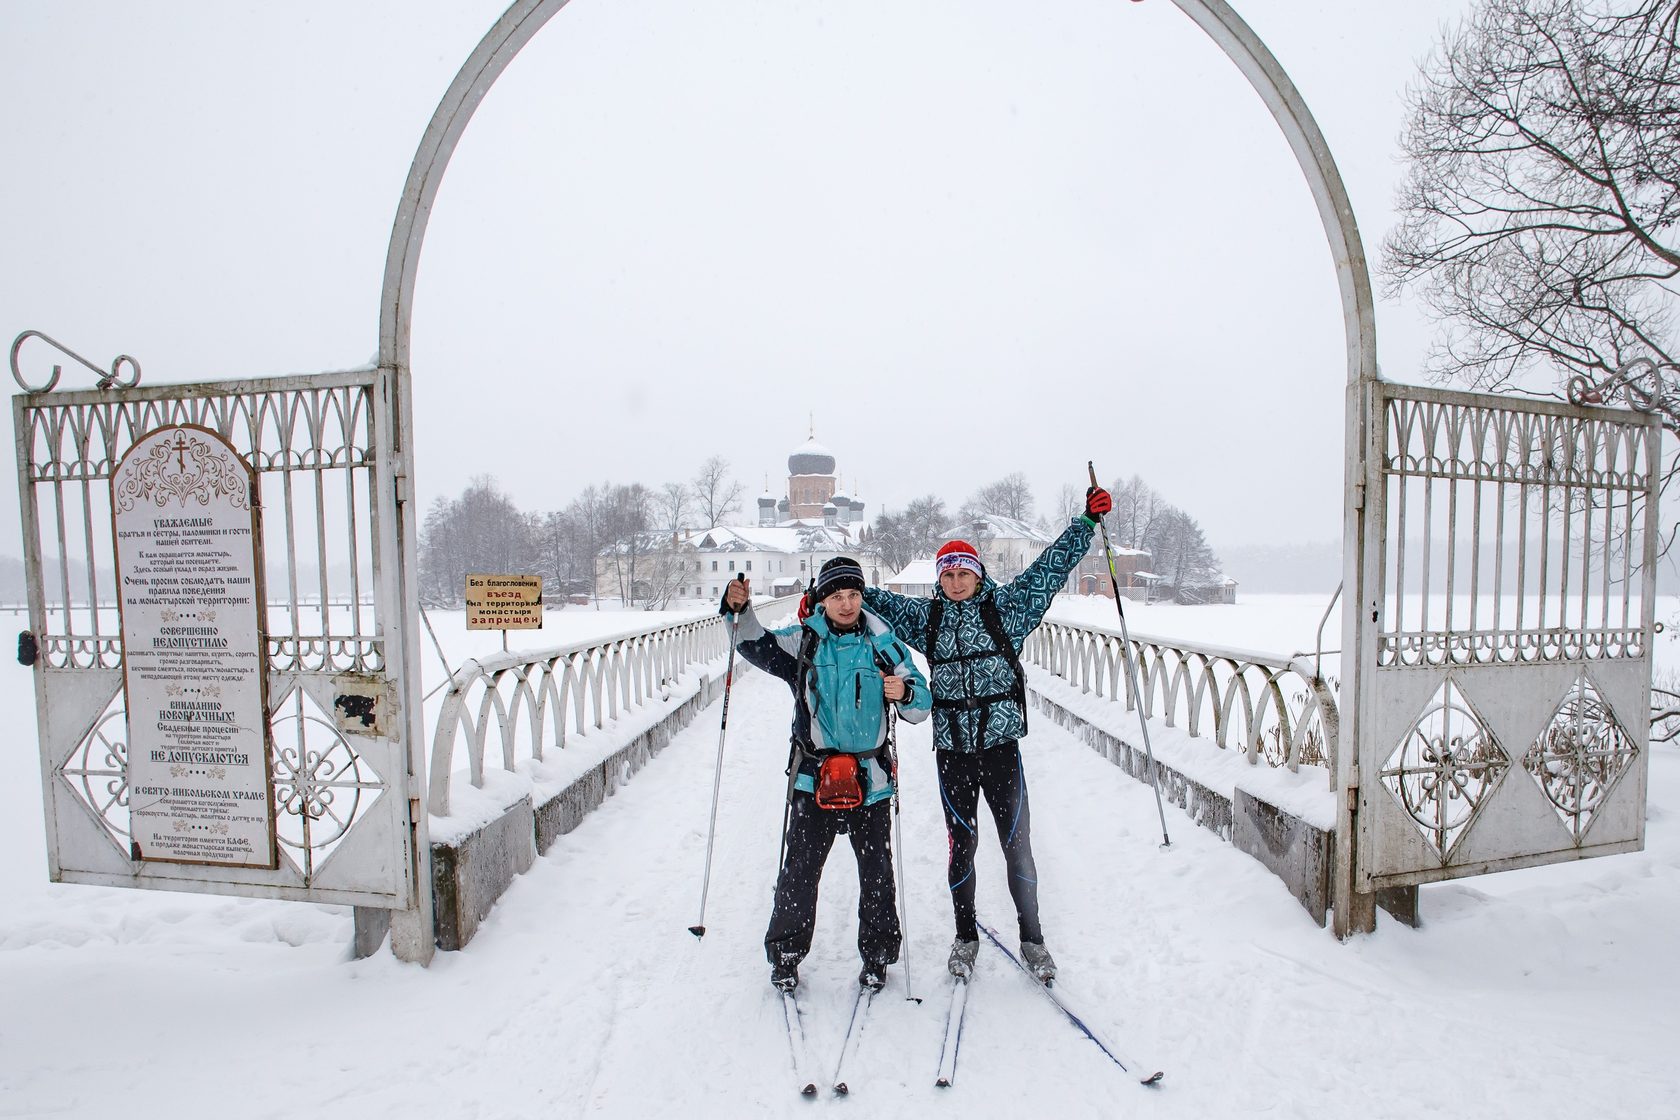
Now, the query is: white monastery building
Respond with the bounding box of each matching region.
[687,434,869,600]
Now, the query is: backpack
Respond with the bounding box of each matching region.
[924,594,1028,744]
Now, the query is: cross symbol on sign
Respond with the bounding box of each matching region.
[169,432,190,471]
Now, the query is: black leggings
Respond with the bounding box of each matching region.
[764,794,900,968]
[936,740,1042,944]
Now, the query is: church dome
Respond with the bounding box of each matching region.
[788,437,835,476]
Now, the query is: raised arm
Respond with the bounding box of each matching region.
[994,515,1096,643]
[720,576,802,683]
[860,585,934,654]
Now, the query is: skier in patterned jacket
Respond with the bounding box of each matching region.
[861,484,1112,983]
[722,557,931,994]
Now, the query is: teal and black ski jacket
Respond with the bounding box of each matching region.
[862,515,1094,753]
[727,601,931,805]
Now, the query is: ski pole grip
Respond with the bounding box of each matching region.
[1087,460,1099,487]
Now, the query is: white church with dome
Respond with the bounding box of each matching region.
[684,433,874,600]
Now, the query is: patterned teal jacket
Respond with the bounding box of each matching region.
[862,516,1094,752]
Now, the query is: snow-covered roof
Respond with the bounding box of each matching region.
[942,513,1054,544]
[886,559,938,586]
[1132,570,1162,581]
[693,524,852,553]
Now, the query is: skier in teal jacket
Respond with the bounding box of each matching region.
[724,556,931,994]
[861,485,1111,983]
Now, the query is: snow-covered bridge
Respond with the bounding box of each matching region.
[4,599,1676,1118]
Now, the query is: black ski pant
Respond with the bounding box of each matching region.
[764,793,900,969]
[936,739,1043,945]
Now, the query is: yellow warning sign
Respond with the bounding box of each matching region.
[465,573,543,630]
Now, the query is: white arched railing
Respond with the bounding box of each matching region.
[1027,618,1340,788]
[427,596,799,815]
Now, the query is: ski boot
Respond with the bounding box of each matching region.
[770,953,800,992]
[947,937,979,979]
[858,962,887,992]
[1021,940,1057,984]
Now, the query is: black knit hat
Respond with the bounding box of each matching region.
[813,556,866,601]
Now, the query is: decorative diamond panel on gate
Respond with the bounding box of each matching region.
[1521,674,1638,845]
[270,687,388,879]
[60,692,131,845]
[1354,382,1657,890]
[1380,680,1509,859]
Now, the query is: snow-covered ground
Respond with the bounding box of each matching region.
[2,597,1677,1117]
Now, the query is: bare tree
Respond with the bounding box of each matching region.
[1384,0,1679,427]
[1110,475,1165,552]
[864,509,914,574]
[902,495,950,558]
[555,484,619,606]
[1144,507,1222,599]
[1055,483,1083,525]
[656,481,695,535]
[693,455,745,528]
[601,484,655,605]
[960,472,1035,522]
[418,476,534,605]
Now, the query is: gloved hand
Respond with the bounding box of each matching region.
[719,574,750,615]
[1085,485,1113,520]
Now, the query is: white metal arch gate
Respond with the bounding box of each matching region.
[373,0,1653,940]
[375,0,1384,931]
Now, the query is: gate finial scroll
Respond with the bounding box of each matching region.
[10,329,142,392]
[1567,357,1680,434]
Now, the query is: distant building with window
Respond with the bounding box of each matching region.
[675,430,874,602]
[686,524,859,600]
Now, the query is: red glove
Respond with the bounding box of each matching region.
[797,590,815,621]
[1085,486,1113,519]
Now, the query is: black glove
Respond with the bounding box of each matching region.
[17,630,38,666]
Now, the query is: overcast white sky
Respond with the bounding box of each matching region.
[1,0,1476,550]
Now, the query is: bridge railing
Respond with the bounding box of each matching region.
[427,596,800,816]
[1026,617,1340,788]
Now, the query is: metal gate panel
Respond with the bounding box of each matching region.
[1355,382,1659,889]
[14,370,419,909]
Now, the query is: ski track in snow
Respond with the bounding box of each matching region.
[3,656,1679,1117]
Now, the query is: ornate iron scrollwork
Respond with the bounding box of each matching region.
[10,329,141,392]
[1567,357,1679,433]
[1380,681,1509,858]
[1521,676,1638,844]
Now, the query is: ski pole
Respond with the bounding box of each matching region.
[886,705,921,1003]
[1087,462,1172,849]
[690,574,745,938]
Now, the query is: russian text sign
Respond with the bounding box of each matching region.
[465,573,543,630]
[113,425,277,868]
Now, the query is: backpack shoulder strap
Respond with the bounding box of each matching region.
[925,598,945,663]
[792,624,822,740]
[977,596,1028,736]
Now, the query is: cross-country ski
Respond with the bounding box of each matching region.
[981,924,1164,1086]
[830,983,876,1095]
[779,989,817,1097]
[934,977,970,1088]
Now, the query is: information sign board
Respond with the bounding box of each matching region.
[112,425,277,868]
[465,573,543,630]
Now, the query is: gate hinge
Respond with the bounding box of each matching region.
[1352,481,1365,510]
[391,453,412,506]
